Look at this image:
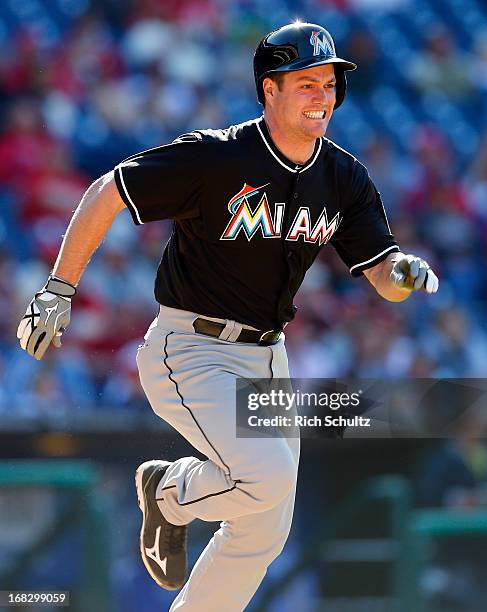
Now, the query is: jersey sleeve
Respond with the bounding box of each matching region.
[331,161,399,277]
[114,133,202,225]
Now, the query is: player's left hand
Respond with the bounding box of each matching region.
[390,254,439,294]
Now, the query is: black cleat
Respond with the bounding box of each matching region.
[135,460,188,590]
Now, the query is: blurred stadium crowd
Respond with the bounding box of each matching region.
[1,0,487,420]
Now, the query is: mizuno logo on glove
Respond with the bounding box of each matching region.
[17,275,76,360]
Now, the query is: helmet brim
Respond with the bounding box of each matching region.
[263,56,357,77]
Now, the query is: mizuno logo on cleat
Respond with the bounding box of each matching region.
[145,526,168,574]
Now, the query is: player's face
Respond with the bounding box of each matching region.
[265,64,336,140]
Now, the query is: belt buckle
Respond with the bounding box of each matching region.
[258,330,281,346]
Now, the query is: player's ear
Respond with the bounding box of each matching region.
[262,77,275,105]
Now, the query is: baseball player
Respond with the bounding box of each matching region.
[17,22,438,611]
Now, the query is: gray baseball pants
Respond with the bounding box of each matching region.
[136,305,300,611]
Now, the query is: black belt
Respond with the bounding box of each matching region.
[192,318,282,346]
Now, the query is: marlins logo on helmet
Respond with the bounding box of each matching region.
[309,30,335,56]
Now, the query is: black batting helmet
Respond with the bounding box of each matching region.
[254,22,357,109]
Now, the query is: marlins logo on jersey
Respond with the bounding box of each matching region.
[220,183,341,246]
[220,183,278,241]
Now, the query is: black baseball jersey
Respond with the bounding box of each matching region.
[114,117,399,330]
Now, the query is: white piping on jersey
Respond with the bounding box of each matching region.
[380,197,392,234]
[349,245,399,274]
[256,121,322,173]
[116,164,144,225]
[257,122,297,172]
[301,139,322,172]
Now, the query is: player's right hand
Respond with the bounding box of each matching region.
[17,276,77,361]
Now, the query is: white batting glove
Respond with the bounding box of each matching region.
[17,276,77,360]
[390,254,439,294]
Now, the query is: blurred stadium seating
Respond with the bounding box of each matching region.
[2,0,487,420]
